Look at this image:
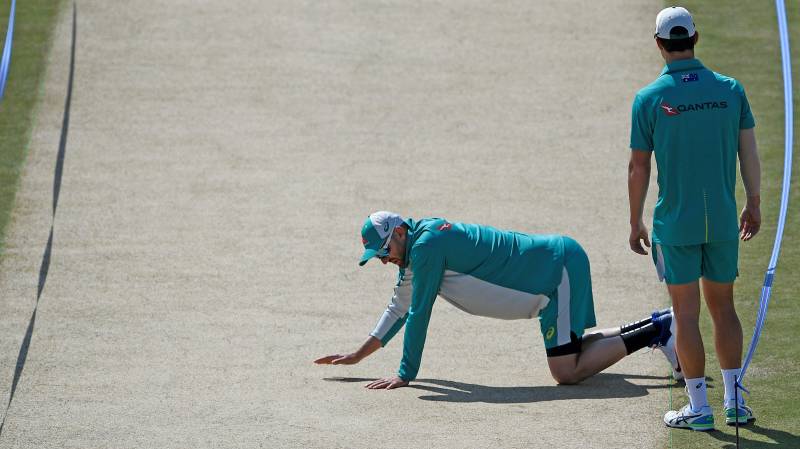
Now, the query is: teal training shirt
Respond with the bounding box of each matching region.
[369,218,566,382]
[630,58,755,245]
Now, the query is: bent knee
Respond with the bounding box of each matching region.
[554,376,580,385]
[550,370,582,385]
[547,352,582,385]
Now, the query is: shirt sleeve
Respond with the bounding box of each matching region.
[737,82,756,129]
[370,269,412,346]
[630,93,654,151]
[397,243,445,382]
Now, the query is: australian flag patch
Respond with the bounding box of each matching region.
[682,73,699,83]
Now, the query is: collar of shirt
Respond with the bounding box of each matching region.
[402,218,416,269]
[660,57,705,76]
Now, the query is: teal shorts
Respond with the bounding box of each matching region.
[539,237,597,357]
[652,240,739,285]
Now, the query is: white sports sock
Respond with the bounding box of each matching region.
[685,377,709,412]
[721,368,744,408]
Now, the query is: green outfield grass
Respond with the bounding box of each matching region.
[663,2,800,448]
[0,0,64,259]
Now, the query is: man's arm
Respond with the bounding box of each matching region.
[314,336,382,365]
[370,270,413,345]
[315,271,412,366]
[738,127,761,241]
[396,244,445,383]
[628,150,652,254]
[367,243,445,390]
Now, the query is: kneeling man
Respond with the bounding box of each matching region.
[316,212,680,389]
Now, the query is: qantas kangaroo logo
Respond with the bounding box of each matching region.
[660,102,680,116]
[438,223,452,231]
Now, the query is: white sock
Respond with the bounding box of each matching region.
[685,377,709,412]
[722,368,744,408]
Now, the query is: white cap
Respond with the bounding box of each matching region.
[367,211,404,243]
[655,6,696,39]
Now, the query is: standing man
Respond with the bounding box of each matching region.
[316,211,680,388]
[628,7,761,431]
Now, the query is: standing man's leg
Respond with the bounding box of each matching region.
[701,240,755,425]
[657,244,716,431]
[703,279,747,420]
[702,279,742,370]
[667,281,709,413]
[667,282,704,378]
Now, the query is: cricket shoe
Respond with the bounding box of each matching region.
[725,404,756,426]
[664,404,715,431]
[650,309,683,380]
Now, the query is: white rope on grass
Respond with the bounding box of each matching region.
[735,0,794,411]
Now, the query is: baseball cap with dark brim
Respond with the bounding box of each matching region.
[655,6,696,39]
[358,211,404,266]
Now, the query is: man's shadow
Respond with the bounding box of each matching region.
[325,373,672,404]
[704,423,800,448]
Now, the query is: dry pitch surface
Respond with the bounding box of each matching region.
[0,1,671,448]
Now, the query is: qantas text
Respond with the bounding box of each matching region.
[674,101,728,112]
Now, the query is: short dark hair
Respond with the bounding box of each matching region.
[658,36,695,52]
[656,26,696,52]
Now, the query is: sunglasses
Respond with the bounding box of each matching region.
[375,237,391,258]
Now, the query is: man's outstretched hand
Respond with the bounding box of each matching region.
[314,336,382,366]
[365,376,408,390]
[314,353,362,365]
[315,337,404,389]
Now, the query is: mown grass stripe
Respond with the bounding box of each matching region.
[0,0,66,261]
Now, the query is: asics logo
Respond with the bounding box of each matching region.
[672,413,702,425]
[438,223,452,231]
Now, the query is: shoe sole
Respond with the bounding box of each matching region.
[726,417,755,426]
[665,423,715,432]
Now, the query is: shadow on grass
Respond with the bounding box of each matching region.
[325,372,670,404]
[703,423,800,448]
